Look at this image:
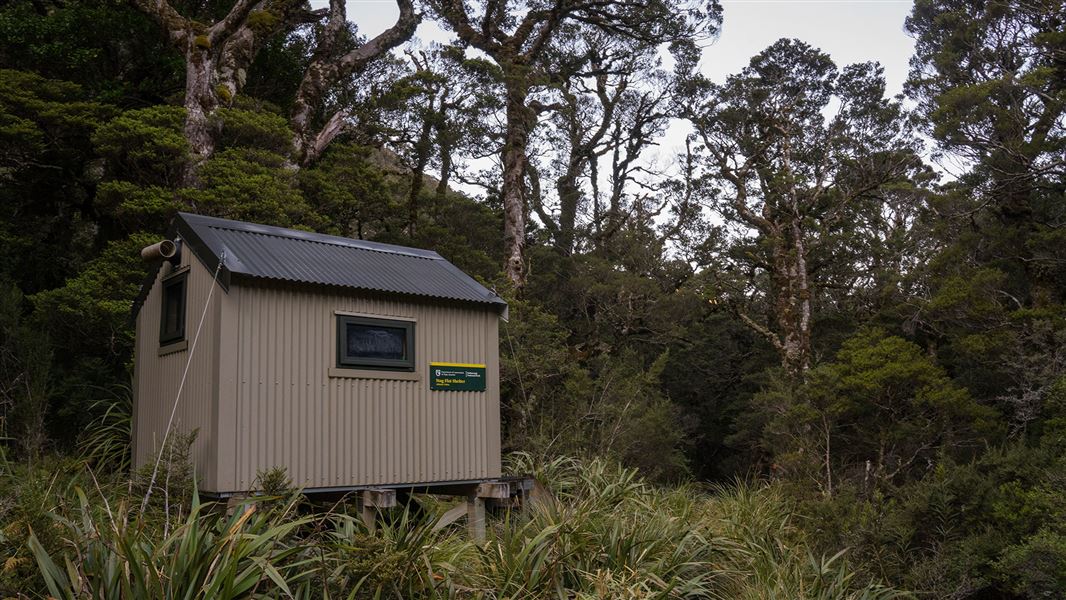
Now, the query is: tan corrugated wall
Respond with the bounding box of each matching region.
[132,250,221,490]
[217,280,502,492]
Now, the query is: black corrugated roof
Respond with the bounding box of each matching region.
[133,213,506,317]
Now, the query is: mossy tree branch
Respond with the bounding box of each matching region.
[130,0,329,181]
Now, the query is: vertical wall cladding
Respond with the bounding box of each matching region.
[227,281,502,492]
[133,251,221,490]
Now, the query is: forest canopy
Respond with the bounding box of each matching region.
[0,0,1064,597]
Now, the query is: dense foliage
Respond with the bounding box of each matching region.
[10,451,904,598]
[0,0,1064,597]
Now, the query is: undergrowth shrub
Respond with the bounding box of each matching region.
[705,482,905,599]
[801,431,1066,599]
[255,466,294,496]
[18,453,908,599]
[323,506,473,597]
[132,429,198,522]
[0,455,89,594]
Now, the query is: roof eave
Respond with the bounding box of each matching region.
[229,271,508,313]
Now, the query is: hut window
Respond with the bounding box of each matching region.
[337,316,415,371]
[159,271,187,345]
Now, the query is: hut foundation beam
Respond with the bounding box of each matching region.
[360,503,377,534]
[466,495,486,542]
[360,489,397,534]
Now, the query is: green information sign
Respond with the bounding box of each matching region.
[430,362,486,391]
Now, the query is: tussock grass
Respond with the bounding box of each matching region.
[20,454,908,598]
[76,386,133,474]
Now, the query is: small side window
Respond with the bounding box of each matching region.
[159,271,187,345]
[336,316,415,371]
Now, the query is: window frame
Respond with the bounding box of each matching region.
[159,270,188,346]
[335,315,416,372]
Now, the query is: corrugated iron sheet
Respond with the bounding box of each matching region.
[133,250,221,490]
[218,281,502,491]
[177,213,506,308]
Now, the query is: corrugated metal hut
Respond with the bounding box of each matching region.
[132,213,507,495]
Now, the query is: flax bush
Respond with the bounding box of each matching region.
[20,454,908,599]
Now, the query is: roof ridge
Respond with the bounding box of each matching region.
[210,224,441,260]
[177,212,442,260]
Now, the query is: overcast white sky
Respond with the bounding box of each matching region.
[334,0,916,94]
[706,0,915,95]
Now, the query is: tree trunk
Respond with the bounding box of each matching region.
[771,220,812,381]
[556,162,581,255]
[182,46,221,186]
[501,79,535,289]
[822,414,833,497]
[130,0,318,183]
[435,140,453,202]
[775,135,812,381]
[406,102,435,235]
[290,0,418,166]
[290,60,333,163]
[992,164,1050,305]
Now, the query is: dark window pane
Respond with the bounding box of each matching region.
[163,283,183,333]
[346,323,407,360]
[160,274,186,344]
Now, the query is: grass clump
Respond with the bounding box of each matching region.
[13,453,907,598]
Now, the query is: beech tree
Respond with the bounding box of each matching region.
[686,39,921,380]
[906,0,1066,306]
[131,0,419,175]
[529,30,684,256]
[426,0,720,288]
[383,45,503,232]
[905,0,1066,434]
